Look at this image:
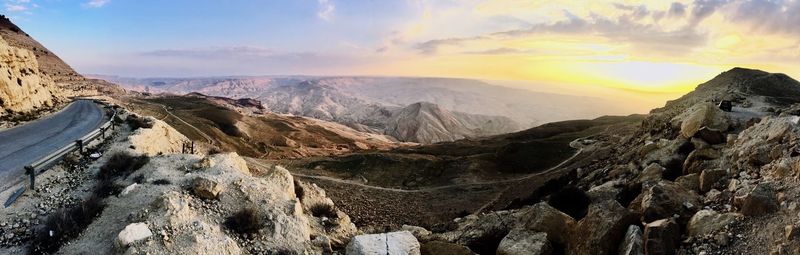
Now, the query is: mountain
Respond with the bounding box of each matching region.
[93,75,631,143]
[385,102,519,144]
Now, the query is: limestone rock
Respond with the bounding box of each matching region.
[687,210,739,236]
[638,163,664,184]
[0,36,63,117]
[738,182,779,216]
[640,181,701,223]
[675,173,700,192]
[192,177,223,200]
[643,218,680,255]
[346,231,421,255]
[116,223,152,248]
[700,169,728,193]
[192,157,215,170]
[124,118,189,156]
[520,202,577,245]
[693,126,726,144]
[496,229,552,255]
[673,103,730,139]
[569,200,636,255]
[618,225,644,255]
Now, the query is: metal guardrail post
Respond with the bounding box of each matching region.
[24,166,34,189]
[76,139,84,154]
[101,126,106,139]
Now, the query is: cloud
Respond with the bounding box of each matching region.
[83,0,110,8]
[461,47,536,55]
[727,0,800,35]
[140,46,277,60]
[5,3,27,11]
[668,2,687,17]
[317,0,335,21]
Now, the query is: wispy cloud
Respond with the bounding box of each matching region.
[83,0,109,8]
[317,0,335,21]
[5,3,27,11]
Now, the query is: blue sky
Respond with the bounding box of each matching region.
[3,0,800,94]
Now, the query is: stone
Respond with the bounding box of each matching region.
[402,225,432,241]
[520,202,577,245]
[726,134,737,146]
[643,218,680,255]
[191,177,223,200]
[704,189,722,204]
[618,225,644,255]
[420,241,474,255]
[694,127,726,145]
[568,200,637,255]
[192,157,215,170]
[638,163,664,184]
[683,148,721,175]
[687,210,739,236]
[587,180,623,201]
[116,222,152,248]
[700,169,727,193]
[346,231,421,255]
[675,174,700,192]
[312,235,333,253]
[738,182,779,216]
[641,181,701,223]
[673,103,730,139]
[497,229,552,255]
[120,183,138,197]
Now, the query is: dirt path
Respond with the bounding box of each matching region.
[155,104,215,145]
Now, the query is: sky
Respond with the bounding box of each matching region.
[4,0,800,94]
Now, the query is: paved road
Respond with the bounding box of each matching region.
[0,100,105,191]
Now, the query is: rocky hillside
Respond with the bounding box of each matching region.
[0,34,64,117]
[122,94,399,159]
[385,102,519,144]
[0,16,123,99]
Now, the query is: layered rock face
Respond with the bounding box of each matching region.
[0,36,63,116]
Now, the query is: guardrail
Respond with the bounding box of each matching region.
[4,100,116,207]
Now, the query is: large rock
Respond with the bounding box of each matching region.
[497,229,552,255]
[643,218,680,255]
[693,126,726,145]
[699,169,728,193]
[124,118,189,156]
[738,182,779,216]
[116,223,152,248]
[568,200,637,255]
[346,231,421,255]
[687,210,740,236]
[618,225,644,255]
[192,176,223,200]
[520,202,577,245]
[673,103,730,138]
[638,163,664,184]
[640,181,701,223]
[682,148,721,175]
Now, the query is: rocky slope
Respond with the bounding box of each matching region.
[385,102,519,144]
[0,34,64,117]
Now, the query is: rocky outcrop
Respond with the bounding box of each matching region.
[0,35,63,116]
[118,116,189,156]
[346,231,421,255]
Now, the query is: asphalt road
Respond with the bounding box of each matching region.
[0,100,105,191]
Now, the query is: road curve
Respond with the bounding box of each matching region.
[0,100,105,190]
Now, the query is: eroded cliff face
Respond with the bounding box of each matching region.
[0,36,64,116]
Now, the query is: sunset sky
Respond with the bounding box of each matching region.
[5,0,800,94]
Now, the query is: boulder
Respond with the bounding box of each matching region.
[497,229,552,255]
[687,210,739,236]
[520,202,577,245]
[120,183,138,197]
[738,182,779,216]
[638,163,664,184]
[346,231,421,255]
[682,148,721,175]
[568,200,636,255]
[116,223,152,248]
[673,103,730,138]
[192,157,215,170]
[643,218,680,255]
[587,180,623,202]
[675,173,700,192]
[693,127,726,145]
[699,169,728,193]
[402,225,432,242]
[191,177,223,200]
[420,241,474,255]
[618,225,644,255]
[640,181,701,223]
